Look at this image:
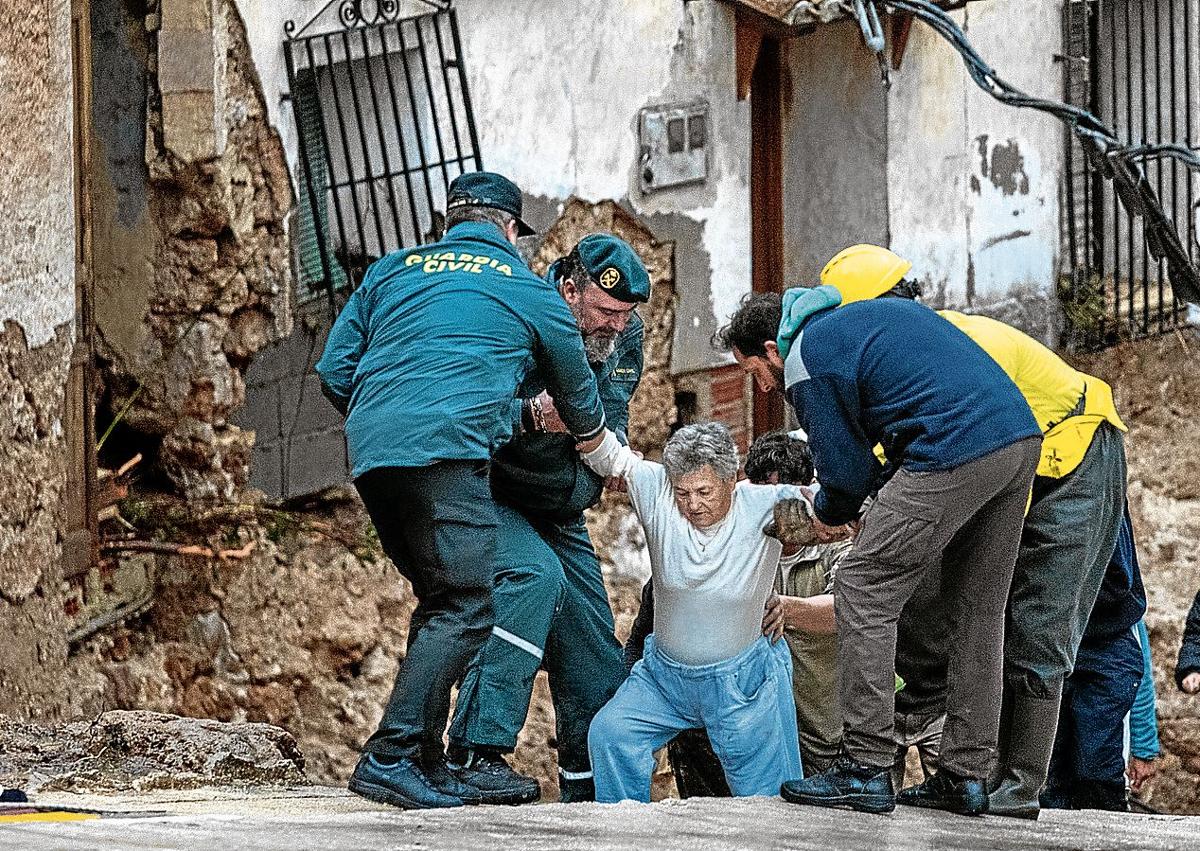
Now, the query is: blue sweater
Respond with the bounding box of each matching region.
[783,299,1041,525]
[316,222,606,477]
[1082,505,1147,643]
[1130,619,1161,760]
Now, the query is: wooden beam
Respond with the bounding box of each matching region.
[735,8,765,102]
[891,14,914,70]
[749,36,786,435]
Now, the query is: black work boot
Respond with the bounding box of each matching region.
[447,748,540,805]
[899,770,990,816]
[780,754,895,814]
[349,752,465,809]
[423,751,483,805]
[558,774,596,804]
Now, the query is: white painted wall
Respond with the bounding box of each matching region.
[236,0,310,172]
[0,0,76,348]
[887,0,1065,311]
[234,0,751,372]
[466,0,751,371]
[236,0,1078,359]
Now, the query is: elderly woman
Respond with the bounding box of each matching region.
[581,422,809,802]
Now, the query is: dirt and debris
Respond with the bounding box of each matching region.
[0,710,306,795]
[1072,329,1200,814]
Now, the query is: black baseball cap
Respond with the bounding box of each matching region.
[446,171,535,236]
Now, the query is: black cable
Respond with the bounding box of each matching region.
[872,0,1200,304]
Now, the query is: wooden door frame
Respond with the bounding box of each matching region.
[749,33,786,437]
[64,0,98,578]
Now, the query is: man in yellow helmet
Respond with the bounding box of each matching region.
[820,244,1128,820]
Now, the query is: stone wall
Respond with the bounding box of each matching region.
[0,0,92,720]
[95,0,292,501]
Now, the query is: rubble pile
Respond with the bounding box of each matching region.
[0,710,306,794]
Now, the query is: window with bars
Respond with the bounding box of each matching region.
[1061,0,1200,349]
[285,1,483,303]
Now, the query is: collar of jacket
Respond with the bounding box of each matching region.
[444,221,526,264]
[776,285,842,362]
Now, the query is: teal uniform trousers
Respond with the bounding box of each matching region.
[448,299,643,802]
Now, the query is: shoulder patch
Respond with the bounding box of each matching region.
[783,331,811,390]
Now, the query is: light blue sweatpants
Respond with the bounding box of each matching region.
[589,634,803,802]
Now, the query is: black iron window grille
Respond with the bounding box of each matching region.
[1062,0,1199,349]
[284,0,483,305]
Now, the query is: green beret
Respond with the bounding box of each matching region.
[575,233,651,303]
[447,171,535,236]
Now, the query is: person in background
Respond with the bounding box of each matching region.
[812,244,1130,820]
[1177,587,1200,694]
[1042,508,1146,811]
[1127,618,1161,800]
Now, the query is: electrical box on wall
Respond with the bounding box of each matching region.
[639,101,708,192]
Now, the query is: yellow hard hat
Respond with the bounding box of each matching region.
[820,244,913,305]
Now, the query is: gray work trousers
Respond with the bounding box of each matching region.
[834,437,1041,777]
[1004,422,1127,698]
[892,710,944,791]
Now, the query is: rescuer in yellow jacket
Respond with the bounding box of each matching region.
[820,245,1128,820]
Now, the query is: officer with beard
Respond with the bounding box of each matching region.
[446,234,651,804]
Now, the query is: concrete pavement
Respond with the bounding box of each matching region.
[1,786,1196,850]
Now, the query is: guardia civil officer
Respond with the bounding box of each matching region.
[316,172,608,810]
[446,234,650,804]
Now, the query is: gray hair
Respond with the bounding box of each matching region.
[444,204,514,233]
[662,422,740,482]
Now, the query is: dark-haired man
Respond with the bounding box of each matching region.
[317,172,608,810]
[446,233,651,804]
[816,244,1130,820]
[717,263,1041,815]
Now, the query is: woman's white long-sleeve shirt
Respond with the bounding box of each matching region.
[583,433,807,666]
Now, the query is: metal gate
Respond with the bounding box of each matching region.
[1061,0,1199,348]
[285,0,483,304]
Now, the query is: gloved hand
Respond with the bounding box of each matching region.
[764,498,818,547]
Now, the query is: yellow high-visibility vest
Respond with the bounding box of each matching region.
[939,311,1126,478]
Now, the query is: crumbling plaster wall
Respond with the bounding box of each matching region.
[235,0,750,376]
[0,0,93,719]
[782,1,1065,340]
[94,0,293,501]
[886,0,1066,342]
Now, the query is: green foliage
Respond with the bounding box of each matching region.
[1058,272,1107,350]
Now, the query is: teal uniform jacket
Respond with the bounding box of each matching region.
[316,222,607,478]
[492,304,644,521]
